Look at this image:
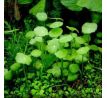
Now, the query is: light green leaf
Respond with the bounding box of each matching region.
[48,21,63,28]
[46,39,60,53]
[34,26,48,37]
[31,49,42,57]
[59,34,73,43]
[25,31,36,39]
[82,22,98,34]
[49,28,63,38]
[29,0,46,16]
[77,46,90,55]
[36,12,47,21]
[55,49,68,59]
[10,63,21,71]
[77,0,102,13]
[74,54,88,63]
[47,66,61,78]
[60,0,82,11]
[15,53,32,65]
[69,64,79,73]
[4,70,12,80]
[66,26,79,33]
[67,73,78,81]
[18,0,32,4]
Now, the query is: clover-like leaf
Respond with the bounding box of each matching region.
[31,49,42,57]
[48,21,63,28]
[15,53,32,65]
[59,34,73,43]
[25,31,36,39]
[69,64,79,73]
[77,46,90,55]
[36,12,47,21]
[46,39,60,53]
[82,22,97,34]
[49,28,63,38]
[10,63,21,71]
[67,73,78,81]
[34,26,48,37]
[63,69,68,76]
[55,49,68,59]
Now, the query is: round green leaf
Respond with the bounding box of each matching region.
[59,34,73,43]
[33,60,43,70]
[25,31,36,39]
[90,45,99,51]
[46,39,60,53]
[10,63,21,71]
[55,49,68,59]
[75,54,88,63]
[69,64,79,73]
[62,69,68,76]
[34,26,48,36]
[29,37,43,45]
[67,73,78,81]
[36,12,47,21]
[15,53,32,65]
[49,28,63,38]
[48,21,63,28]
[47,66,61,78]
[4,70,12,80]
[77,46,90,55]
[31,49,42,57]
[82,22,98,34]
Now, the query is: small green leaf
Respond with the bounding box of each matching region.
[77,0,102,13]
[67,73,78,81]
[69,64,79,73]
[61,0,82,11]
[18,0,32,4]
[77,46,90,55]
[63,69,68,76]
[25,31,35,39]
[48,21,63,28]
[66,26,79,33]
[90,45,99,51]
[29,0,46,16]
[47,66,61,78]
[10,63,21,71]
[29,37,43,45]
[36,12,47,21]
[59,34,73,43]
[33,60,43,70]
[4,70,12,80]
[31,49,42,57]
[49,28,63,38]
[75,54,88,63]
[96,32,102,38]
[46,39,60,53]
[15,53,32,65]
[82,22,98,34]
[34,26,48,37]
[55,49,68,59]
